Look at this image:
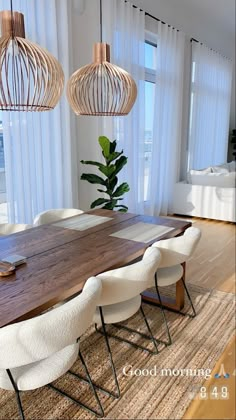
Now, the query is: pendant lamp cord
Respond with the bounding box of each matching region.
[10,0,14,38]
[100,0,103,43]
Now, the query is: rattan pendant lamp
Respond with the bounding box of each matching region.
[0,0,64,111]
[67,0,137,116]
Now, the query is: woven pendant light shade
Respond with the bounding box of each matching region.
[0,10,64,111]
[67,43,137,116]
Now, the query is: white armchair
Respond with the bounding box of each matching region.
[0,277,103,419]
[33,208,84,226]
[93,247,162,397]
[151,227,201,345]
[0,223,32,235]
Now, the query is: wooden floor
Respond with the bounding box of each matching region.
[183,336,236,420]
[173,216,235,419]
[183,217,235,293]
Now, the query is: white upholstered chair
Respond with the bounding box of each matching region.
[93,247,162,397]
[33,208,84,226]
[0,223,32,235]
[151,227,201,345]
[0,277,103,419]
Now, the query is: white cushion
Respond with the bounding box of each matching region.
[0,343,79,391]
[187,168,211,183]
[93,295,141,325]
[190,172,235,187]
[211,164,229,173]
[156,265,184,287]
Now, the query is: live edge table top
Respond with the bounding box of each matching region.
[0,209,191,328]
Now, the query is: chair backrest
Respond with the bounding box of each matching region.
[33,208,84,226]
[97,247,161,306]
[152,227,201,268]
[0,277,101,369]
[0,223,32,235]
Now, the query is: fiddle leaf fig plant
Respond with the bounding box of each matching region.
[81,136,130,212]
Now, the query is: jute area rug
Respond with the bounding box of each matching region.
[0,285,235,420]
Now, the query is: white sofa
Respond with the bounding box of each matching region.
[172,162,236,222]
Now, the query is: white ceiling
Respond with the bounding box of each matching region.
[131,0,235,58]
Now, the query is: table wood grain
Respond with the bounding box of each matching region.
[0,210,191,328]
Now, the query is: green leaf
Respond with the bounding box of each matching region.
[99,136,111,159]
[103,199,118,210]
[81,160,115,178]
[81,173,106,186]
[113,182,130,197]
[110,140,117,153]
[80,160,101,167]
[115,204,128,212]
[110,156,128,178]
[108,176,118,193]
[90,198,109,208]
[107,151,123,164]
[99,164,116,178]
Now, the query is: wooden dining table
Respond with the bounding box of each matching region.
[0,209,191,328]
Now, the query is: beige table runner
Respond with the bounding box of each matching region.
[110,222,174,243]
[53,214,113,231]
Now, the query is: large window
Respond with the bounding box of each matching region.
[144,36,156,199]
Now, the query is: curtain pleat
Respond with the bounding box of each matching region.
[188,42,232,170]
[103,1,184,216]
[147,21,185,216]
[103,0,146,214]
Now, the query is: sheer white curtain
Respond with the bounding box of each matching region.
[1,0,78,223]
[188,42,233,170]
[103,0,146,214]
[146,18,185,216]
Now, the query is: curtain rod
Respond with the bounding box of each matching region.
[125,1,179,31]
[191,37,230,60]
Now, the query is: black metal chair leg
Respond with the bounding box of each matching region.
[48,382,103,418]
[155,273,172,346]
[48,343,104,418]
[181,278,196,318]
[96,303,161,354]
[98,306,120,399]
[78,350,104,417]
[139,305,159,353]
[6,369,25,420]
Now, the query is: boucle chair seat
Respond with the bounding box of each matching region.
[0,223,32,235]
[0,343,79,391]
[156,265,184,287]
[33,208,84,226]
[94,295,141,325]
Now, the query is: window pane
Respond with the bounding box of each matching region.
[144,81,155,200]
[145,42,157,71]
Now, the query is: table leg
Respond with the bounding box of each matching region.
[141,262,185,311]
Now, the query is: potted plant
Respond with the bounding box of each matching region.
[81,136,130,212]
